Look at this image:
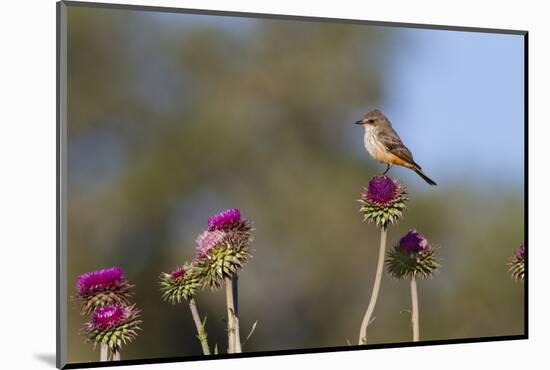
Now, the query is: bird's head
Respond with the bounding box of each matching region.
[354,109,387,127]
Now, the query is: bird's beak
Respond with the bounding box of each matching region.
[354,120,363,125]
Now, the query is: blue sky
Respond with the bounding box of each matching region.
[379,28,524,187]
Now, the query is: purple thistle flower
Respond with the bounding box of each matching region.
[359,175,407,227]
[85,304,142,353]
[196,230,227,259]
[517,243,525,259]
[170,266,187,279]
[91,304,126,329]
[364,176,398,205]
[76,266,124,294]
[208,208,242,231]
[399,229,429,253]
[387,229,438,279]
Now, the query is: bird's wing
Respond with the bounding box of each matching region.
[378,127,419,169]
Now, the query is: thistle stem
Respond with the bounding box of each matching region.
[112,350,120,361]
[189,299,211,355]
[100,344,108,361]
[232,273,242,353]
[225,277,236,353]
[411,276,420,342]
[358,225,388,344]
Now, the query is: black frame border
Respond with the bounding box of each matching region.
[56,1,528,369]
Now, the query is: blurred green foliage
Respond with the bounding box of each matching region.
[65,5,524,364]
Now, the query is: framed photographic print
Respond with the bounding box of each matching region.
[57,1,527,368]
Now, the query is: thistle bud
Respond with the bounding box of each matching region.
[194,209,254,289]
[159,264,201,304]
[84,304,142,355]
[359,176,408,227]
[75,267,133,315]
[508,243,525,281]
[386,229,439,279]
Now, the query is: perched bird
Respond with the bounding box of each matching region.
[355,109,437,186]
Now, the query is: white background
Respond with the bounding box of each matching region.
[0,0,545,368]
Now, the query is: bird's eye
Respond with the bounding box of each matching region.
[367,119,374,124]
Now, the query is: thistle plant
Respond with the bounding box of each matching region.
[75,266,133,315]
[193,229,251,289]
[75,266,140,361]
[160,265,201,304]
[386,229,439,341]
[194,208,254,353]
[508,243,525,281]
[358,176,408,344]
[359,175,408,227]
[159,264,211,355]
[84,304,142,361]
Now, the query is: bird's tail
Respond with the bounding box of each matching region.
[414,168,437,186]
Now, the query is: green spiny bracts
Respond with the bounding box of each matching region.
[386,230,439,279]
[386,246,439,279]
[84,304,142,356]
[76,281,134,316]
[224,223,254,249]
[159,264,202,304]
[74,267,134,316]
[509,243,525,281]
[359,176,408,227]
[194,242,251,290]
[509,258,524,281]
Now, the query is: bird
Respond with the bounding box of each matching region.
[354,109,437,186]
